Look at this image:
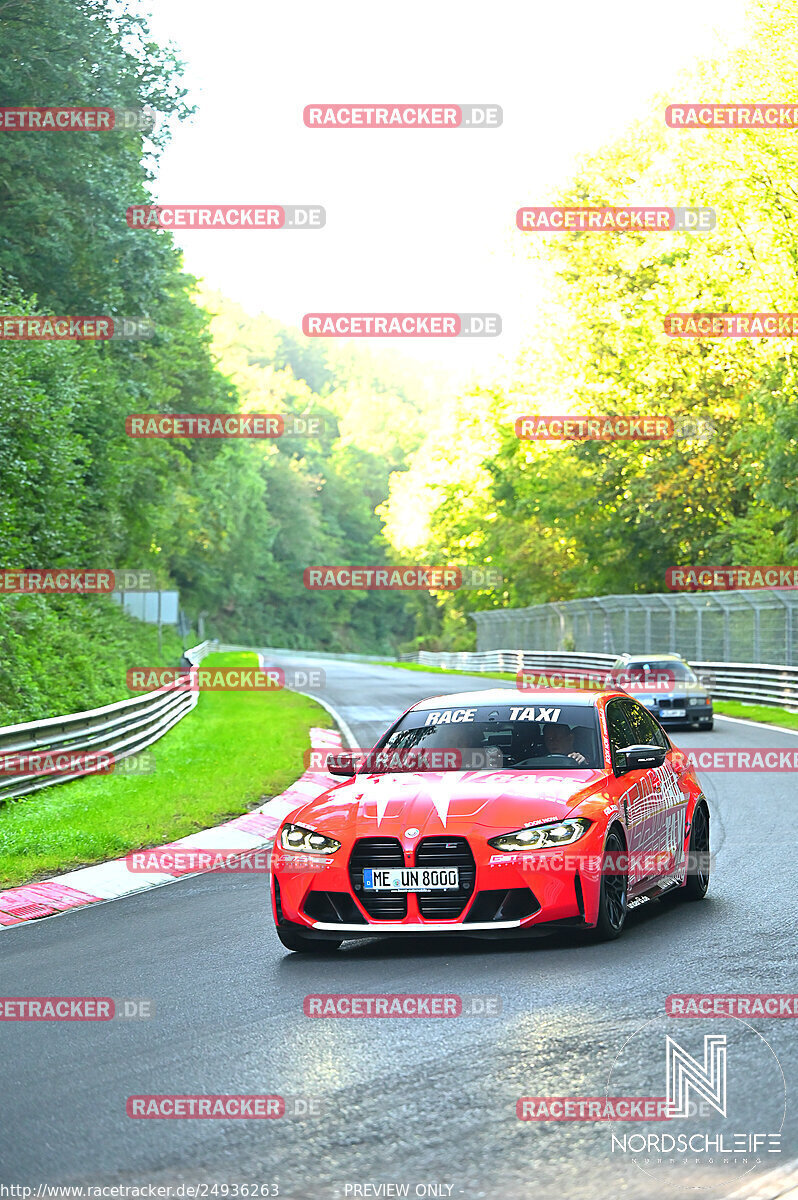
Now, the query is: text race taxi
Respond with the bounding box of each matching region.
[270,689,710,952]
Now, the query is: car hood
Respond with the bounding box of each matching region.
[286,768,611,839]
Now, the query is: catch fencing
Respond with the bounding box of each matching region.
[470,590,797,666]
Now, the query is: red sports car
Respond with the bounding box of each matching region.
[270,688,710,952]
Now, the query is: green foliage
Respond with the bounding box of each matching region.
[384,0,798,644]
[193,289,445,651]
[0,594,183,724]
[0,0,449,715]
[6,0,794,683]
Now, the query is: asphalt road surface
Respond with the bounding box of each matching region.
[2,655,797,1200]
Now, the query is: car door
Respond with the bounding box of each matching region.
[621,699,686,883]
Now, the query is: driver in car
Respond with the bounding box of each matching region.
[542,722,588,765]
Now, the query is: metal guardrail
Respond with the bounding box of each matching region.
[402,649,798,709]
[0,639,218,804]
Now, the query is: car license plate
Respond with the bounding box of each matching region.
[362,867,459,892]
[663,708,686,717]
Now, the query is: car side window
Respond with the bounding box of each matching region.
[622,699,669,750]
[605,700,634,768]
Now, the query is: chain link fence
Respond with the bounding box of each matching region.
[472,591,798,667]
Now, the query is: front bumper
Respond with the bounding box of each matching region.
[271,826,610,937]
[641,699,713,724]
[276,915,590,941]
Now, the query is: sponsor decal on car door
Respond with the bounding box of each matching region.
[606,700,658,886]
[620,700,686,882]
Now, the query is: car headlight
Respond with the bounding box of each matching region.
[280,823,341,854]
[689,696,711,706]
[640,697,658,707]
[488,818,591,852]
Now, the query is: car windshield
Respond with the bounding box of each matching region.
[368,702,603,771]
[615,660,698,685]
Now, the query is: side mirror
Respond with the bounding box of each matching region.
[327,752,356,777]
[615,744,668,776]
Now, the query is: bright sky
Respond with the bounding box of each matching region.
[145,0,748,386]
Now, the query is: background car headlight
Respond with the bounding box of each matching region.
[488,818,591,852]
[689,696,711,706]
[280,823,341,853]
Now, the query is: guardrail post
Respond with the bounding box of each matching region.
[788,605,794,668]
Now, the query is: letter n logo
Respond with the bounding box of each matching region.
[666,1035,727,1117]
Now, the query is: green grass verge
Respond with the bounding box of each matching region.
[376,660,516,681]
[380,662,798,731]
[0,651,332,888]
[713,700,798,730]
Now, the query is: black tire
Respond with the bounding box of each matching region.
[276,925,342,953]
[704,719,714,731]
[589,828,628,941]
[682,803,710,900]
